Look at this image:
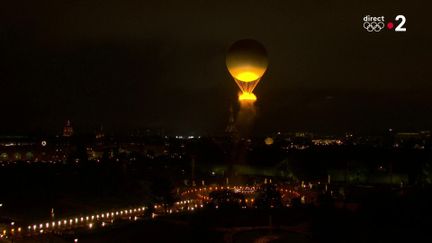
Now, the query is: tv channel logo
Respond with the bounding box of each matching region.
[363,15,406,32]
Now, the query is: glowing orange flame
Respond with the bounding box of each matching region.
[238,92,257,101]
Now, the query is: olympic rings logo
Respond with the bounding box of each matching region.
[363,21,385,32]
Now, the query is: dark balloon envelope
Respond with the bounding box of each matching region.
[226,39,268,82]
[226,39,268,101]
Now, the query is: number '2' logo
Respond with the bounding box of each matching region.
[394,15,406,32]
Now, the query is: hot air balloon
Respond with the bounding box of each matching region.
[226,39,268,101]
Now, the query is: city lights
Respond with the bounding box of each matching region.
[0,184,301,238]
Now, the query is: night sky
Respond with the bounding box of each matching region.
[1,0,431,135]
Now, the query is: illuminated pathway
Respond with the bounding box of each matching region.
[180,184,303,208]
[2,206,147,238]
[0,184,307,240]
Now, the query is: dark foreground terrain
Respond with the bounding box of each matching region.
[13,187,432,243]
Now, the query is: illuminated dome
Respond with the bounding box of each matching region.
[226,39,268,83]
[264,137,274,145]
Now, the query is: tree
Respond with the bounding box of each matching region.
[150,178,177,212]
